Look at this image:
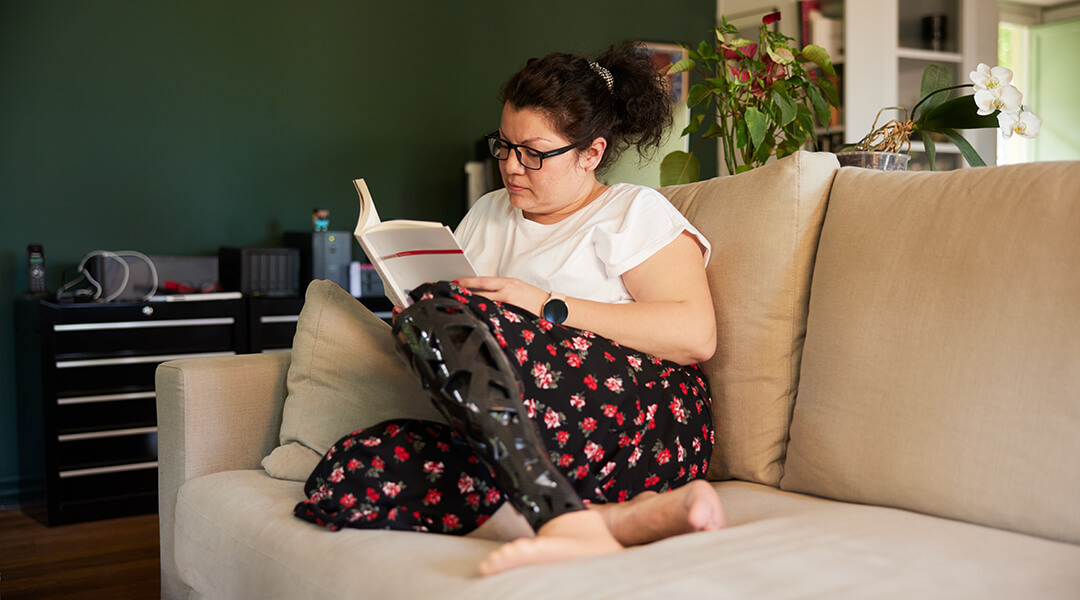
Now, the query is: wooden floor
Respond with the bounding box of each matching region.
[0,508,159,599]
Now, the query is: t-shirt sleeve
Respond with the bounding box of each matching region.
[594,188,712,279]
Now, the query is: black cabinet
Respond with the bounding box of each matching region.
[15,291,394,525]
[15,297,247,525]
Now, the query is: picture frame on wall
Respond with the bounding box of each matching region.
[642,42,690,106]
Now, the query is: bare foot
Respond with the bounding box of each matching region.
[477,509,623,576]
[594,479,725,546]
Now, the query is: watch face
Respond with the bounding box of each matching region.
[542,298,568,324]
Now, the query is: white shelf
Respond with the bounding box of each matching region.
[909,140,960,154]
[896,47,963,63]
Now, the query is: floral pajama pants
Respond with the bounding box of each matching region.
[295,281,714,535]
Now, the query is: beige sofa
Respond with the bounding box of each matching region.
[156,152,1080,599]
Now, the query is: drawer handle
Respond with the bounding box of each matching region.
[59,461,158,479]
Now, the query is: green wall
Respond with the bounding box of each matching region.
[0,1,716,505]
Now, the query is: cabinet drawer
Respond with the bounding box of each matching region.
[59,462,158,503]
[53,317,238,357]
[56,393,157,434]
[57,428,158,473]
[54,351,234,397]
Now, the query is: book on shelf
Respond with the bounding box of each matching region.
[352,178,477,308]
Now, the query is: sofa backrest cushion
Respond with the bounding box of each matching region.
[660,151,838,486]
[262,280,445,481]
[781,161,1080,545]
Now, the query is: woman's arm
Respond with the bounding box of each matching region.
[458,231,715,365]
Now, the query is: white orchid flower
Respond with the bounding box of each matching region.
[997,108,1042,139]
[969,63,1014,91]
[974,84,1023,115]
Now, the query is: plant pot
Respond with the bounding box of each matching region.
[835,151,911,171]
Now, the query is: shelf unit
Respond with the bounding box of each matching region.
[842,0,998,170]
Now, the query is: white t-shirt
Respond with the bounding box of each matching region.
[455,183,711,305]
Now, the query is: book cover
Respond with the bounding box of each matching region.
[352,179,477,307]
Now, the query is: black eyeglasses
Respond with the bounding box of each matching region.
[485,131,577,170]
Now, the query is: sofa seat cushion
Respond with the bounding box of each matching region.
[175,471,1080,599]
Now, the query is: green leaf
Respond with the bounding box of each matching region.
[919,130,938,171]
[915,64,954,120]
[805,84,830,125]
[702,120,724,139]
[772,89,798,126]
[680,113,706,137]
[745,106,767,150]
[767,44,795,65]
[919,95,998,131]
[667,58,696,75]
[800,44,836,77]
[814,76,840,108]
[687,82,711,108]
[735,164,754,174]
[735,118,748,148]
[939,128,987,167]
[660,151,701,186]
[796,104,816,140]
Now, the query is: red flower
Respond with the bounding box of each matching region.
[604,352,615,362]
[467,493,480,509]
[556,430,570,446]
[575,465,589,479]
[371,456,385,470]
[584,374,598,390]
[329,467,345,483]
[340,493,356,508]
[644,475,660,488]
[566,353,583,368]
[385,423,402,437]
[656,448,672,465]
[424,489,442,505]
[547,344,557,356]
[347,458,361,470]
[486,489,501,504]
[393,446,410,461]
[762,11,781,25]
[581,417,597,432]
[559,453,574,467]
[443,513,461,529]
[365,487,379,502]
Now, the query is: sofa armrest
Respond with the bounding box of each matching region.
[155,351,290,600]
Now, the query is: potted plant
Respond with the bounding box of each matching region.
[660,11,841,185]
[840,62,1042,170]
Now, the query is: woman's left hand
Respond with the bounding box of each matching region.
[456,276,549,316]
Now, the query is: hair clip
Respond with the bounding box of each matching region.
[589,61,614,92]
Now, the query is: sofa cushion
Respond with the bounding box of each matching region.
[660,151,838,485]
[782,161,1080,545]
[263,280,444,481]
[175,471,1080,598]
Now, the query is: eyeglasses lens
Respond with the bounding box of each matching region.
[488,137,544,170]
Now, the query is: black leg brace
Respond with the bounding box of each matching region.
[392,297,585,531]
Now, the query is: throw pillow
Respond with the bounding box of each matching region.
[262,280,444,481]
[660,151,839,486]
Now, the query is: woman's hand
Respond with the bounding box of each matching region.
[456,276,549,316]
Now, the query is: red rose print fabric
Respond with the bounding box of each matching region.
[295,281,713,535]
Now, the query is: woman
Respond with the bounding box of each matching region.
[296,44,724,575]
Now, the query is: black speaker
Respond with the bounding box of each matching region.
[283,231,352,290]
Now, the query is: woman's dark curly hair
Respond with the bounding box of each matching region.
[499,43,673,172]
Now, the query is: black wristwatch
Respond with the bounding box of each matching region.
[541,292,568,325]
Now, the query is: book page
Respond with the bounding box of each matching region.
[353,179,381,235]
[362,227,476,302]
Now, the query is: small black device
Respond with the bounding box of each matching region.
[28,243,46,295]
[219,247,301,297]
[542,292,568,325]
[283,231,352,290]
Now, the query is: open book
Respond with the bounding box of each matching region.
[352,179,477,307]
